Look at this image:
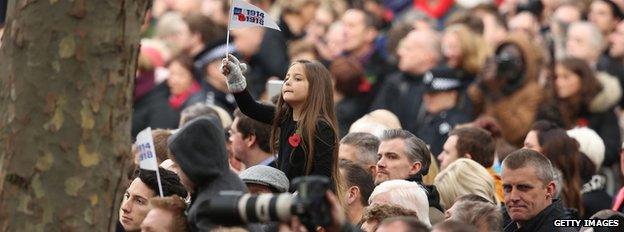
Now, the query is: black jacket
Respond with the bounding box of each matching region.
[234,90,336,189]
[244,29,289,99]
[371,72,426,134]
[417,107,470,157]
[168,117,250,231]
[336,96,369,138]
[503,199,579,232]
[582,175,612,219]
[132,83,180,138]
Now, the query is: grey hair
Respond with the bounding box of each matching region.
[450,200,502,231]
[340,132,380,167]
[502,149,556,185]
[380,129,431,175]
[568,21,605,53]
[369,180,431,227]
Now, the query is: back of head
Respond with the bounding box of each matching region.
[450,200,502,232]
[148,196,189,232]
[330,57,365,97]
[168,117,228,186]
[433,220,479,232]
[340,132,380,167]
[449,127,495,167]
[137,168,188,198]
[361,204,419,225]
[502,149,555,185]
[434,158,497,208]
[183,13,225,45]
[367,109,402,130]
[378,216,429,232]
[180,103,222,127]
[369,180,431,226]
[239,165,289,193]
[151,129,173,163]
[340,159,375,206]
[567,127,605,170]
[380,129,431,175]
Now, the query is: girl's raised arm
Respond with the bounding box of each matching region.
[221,55,275,124]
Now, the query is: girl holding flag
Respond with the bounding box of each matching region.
[221,55,341,192]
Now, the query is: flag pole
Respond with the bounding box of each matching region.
[155,168,164,197]
[225,0,232,59]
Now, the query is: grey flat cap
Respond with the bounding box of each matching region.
[239,165,290,193]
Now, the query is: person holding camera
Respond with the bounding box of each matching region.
[221,55,342,193]
[468,33,544,147]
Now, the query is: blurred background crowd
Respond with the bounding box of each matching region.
[125,0,624,231]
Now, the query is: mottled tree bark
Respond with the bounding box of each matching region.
[0,0,150,231]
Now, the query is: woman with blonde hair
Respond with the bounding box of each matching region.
[434,158,498,209]
[441,24,490,86]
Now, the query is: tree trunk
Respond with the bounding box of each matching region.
[0,0,150,231]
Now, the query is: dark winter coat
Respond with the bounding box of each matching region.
[417,107,471,157]
[371,72,426,134]
[168,117,250,231]
[234,89,336,188]
[132,82,179,138]
[503,199,579,232]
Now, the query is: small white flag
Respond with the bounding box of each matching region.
[229,0,281,31]
[136,127,164,197]
[136,128,159,171]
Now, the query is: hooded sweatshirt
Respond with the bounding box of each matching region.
[168,117,249,231]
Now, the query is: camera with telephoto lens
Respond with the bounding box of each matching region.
[205,176,331,230]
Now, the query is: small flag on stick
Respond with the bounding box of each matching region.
[136,127,164,197]
[225,0,281,57]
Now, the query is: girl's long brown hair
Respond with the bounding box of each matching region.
[270,60,343,194]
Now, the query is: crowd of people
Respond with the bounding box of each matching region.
[13,0,622,231]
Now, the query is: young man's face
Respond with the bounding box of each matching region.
[438,135,461,170]
[119,178,155,232]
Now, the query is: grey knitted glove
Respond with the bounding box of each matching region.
[220,54,248,93]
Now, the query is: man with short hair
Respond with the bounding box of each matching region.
[140,196,189,232]
[376,216,429,232]
[437,127,502,201]
[501,149,578,231]
[375,129,444,223]
[339,132,380,172]
[341,8,394,95]
[449,200,502,232]
[371,29,441,134]
[229,109,275,167]
[339,159,375,224]
[567,22,607,67]
[118,168,188,232]
[375,129,430,185]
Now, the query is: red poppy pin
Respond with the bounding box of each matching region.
[288,128,302,148]
[288,134,301,147]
